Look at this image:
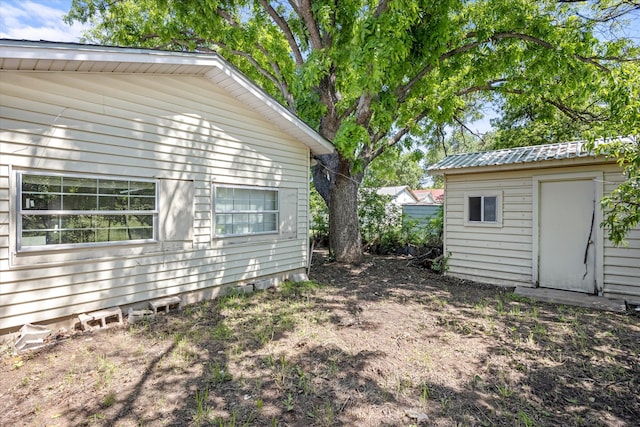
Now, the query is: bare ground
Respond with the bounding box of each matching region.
[1,250,639,426]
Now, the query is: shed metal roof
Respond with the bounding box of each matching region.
[428,140,607,172]
[0,39,335,156]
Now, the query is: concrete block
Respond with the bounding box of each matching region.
[78,313,94,331]
[288,272,309,282]
[254,278,275,291]
[14,324,52,352]
[149,296,182,314]
[82,307,123,329]
[127,308,155,324]
[235,284,254,294]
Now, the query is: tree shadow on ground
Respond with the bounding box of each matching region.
[52,282,401,426]
[310,250,640,426]
[4,250,638,426]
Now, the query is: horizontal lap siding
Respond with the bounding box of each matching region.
[2,241,307,326]
[444,164,640,298]
[602,168,640,302]
[0,71,311,330]
[444,172,533,287]
[0,167,8,269]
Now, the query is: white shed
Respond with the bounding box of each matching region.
[428,140,640,304]
[0,40,334,334]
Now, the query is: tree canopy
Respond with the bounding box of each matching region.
[362,148,424,190]
[67,0,639,261]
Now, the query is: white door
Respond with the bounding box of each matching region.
[538,179,596,293]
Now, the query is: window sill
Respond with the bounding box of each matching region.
[10,240,192,269]
[463,221,503,228]
[17,238,158,254]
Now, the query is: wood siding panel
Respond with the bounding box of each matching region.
[443,171,533,286]
[443,163,640,300]
[0,71,312,331]
[602,170,640,302]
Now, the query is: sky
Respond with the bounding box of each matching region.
[0,0,88,42]
[1,0,638,134]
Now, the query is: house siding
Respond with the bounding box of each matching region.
[0,71,312,331]
[602,169,640,303]
[442,163,640,301]
[402,204,441,221]
[444,171,534,287]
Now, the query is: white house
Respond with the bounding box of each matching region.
[375,185,420,205]
[412,189,444,205]
[0,40,334,335]
[428,140,640,304]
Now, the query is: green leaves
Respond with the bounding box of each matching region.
[333,118,369,159]
[67,0,636,164]
[591,137,640,246]
[65,0,640,247]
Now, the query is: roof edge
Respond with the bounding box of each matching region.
[0,39,335,156]
[427,137,633,174]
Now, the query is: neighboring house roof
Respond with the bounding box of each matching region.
[413,189,444,204]
[0,39,334,156]
[427,139,627,173]
[375,186,420,204]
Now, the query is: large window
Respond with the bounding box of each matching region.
[214,186,278,236]
[18,172,157,249]
[467,194,500,224]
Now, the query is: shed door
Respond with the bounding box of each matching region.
[538,179,596,293]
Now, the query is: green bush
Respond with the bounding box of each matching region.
[309,185,329,244]
[310,184,444,254]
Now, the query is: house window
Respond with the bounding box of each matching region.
[18,172,157,250]
[214,186,278,236]
[468,195,498,223]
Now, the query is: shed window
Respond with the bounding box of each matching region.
[468,196,498,223]
[214,186,279,236]
[18,172,157,250]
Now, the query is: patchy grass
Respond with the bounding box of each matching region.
[1,250,638,426]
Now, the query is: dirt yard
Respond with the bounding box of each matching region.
[1,250,639,426]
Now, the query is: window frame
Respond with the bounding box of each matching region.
[212,184,280,238]
[463,192,503,227]
[17,171,158,252]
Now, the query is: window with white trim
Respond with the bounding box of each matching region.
[465,193,502,226]
[214,186,279,236]
[18,172,157,249]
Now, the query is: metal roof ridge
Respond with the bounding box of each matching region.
[426,137,630,172]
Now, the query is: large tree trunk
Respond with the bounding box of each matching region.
[312,100,364,263]
[313,154,363,264]
[329,168,362,263]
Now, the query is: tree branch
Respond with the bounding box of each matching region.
[214,40,293,105]
[257,0,305,65]
[250,43,296,110]
[396,30,614,105]
[559,0,640,23]
[454,116,488,143]
[296,0,324,49]
[369,111,428,161]
[374,0,389,18]
[489,32,610,72]
[198,7,297,110]
[395,38,483,102]
[457,81,609,122]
